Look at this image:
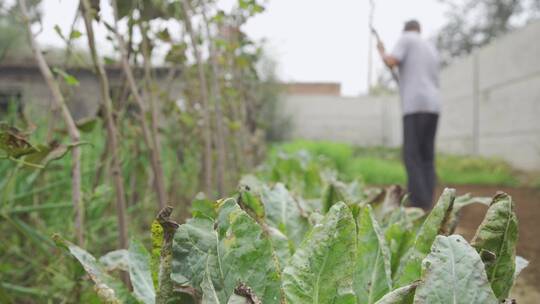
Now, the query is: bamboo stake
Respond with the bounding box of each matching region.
[201,4,227,196]
[80,0,128,249]
[109,1,168,209]
[181,0,215,197]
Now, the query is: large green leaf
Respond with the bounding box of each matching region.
[172,218,217,288]
[260,183,310,248]
[53,235,138,304]
[373,283,418,304]
[395,188,456,287]
[173,199,283,303]
[128,239,155,304]
[413,235,498,304]
[282,202,357,304]
[213,199,283,303]
[471,193,518,299]
[354,206,392,304]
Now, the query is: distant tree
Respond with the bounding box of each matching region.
[436,0,540,64]
[0,0,40,62]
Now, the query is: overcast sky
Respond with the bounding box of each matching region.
[33,0,447,96]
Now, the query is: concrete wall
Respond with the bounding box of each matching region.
[281,94,401,146]
[280,21,540,170]
[438,20,540,170]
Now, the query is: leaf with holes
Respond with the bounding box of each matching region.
[471,193,518,299]
[282,202,357,304]
[172,199,283,303]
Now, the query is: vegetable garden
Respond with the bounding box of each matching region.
[56,152,527,303]
[0,0,535,303]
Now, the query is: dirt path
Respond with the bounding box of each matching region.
[436,185,540,303]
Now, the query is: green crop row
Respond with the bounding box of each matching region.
[56,153,526,304]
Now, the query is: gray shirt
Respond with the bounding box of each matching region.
[391,32,441,115]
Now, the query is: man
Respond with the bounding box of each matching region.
[377,20,441,210]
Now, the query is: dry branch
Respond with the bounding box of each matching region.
[80,0,128,249]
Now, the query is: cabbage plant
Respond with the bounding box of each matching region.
[56,178,527,304]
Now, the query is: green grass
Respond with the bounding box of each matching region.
[269,140,518,186]
[347,157,406,185]
[436,155,518,186]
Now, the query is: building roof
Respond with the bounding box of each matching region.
[284,82,342,96]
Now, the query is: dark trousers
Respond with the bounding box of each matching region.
[403,113,439,210]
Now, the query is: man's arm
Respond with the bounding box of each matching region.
[377,41,399,68]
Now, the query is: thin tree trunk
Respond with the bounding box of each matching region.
[92,134,109,192]
[233,65,253,169]
[108,0,168,209]
[140,21,168,208]
[227,18,251,170]
[180,0,214,197]
[80,0,128,249]
[19,0,84,246]
[201,5,227,196]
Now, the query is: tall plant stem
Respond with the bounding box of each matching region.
[201,4,227,196]
[109,0,168,209]
[19,0,84,246]
[80,0,128,249]
[180,0,214,197]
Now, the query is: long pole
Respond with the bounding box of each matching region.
[367,0,375,92]
[370,28,399,85]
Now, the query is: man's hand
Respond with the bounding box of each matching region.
[376,41,399,68]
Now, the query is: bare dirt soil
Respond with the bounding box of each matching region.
[436,185,540,304]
